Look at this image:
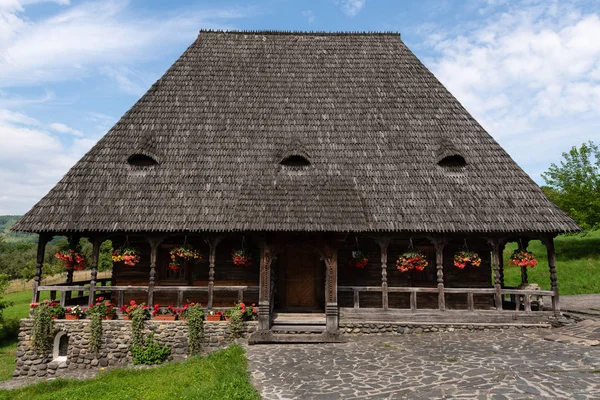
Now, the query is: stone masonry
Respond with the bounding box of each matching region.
[14,319,257,378]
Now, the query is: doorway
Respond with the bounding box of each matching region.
[275,246,325,312]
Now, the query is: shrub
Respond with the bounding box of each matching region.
[131,332,171,365]
[185,303,204,356]
[129,304,150,348]
[31,302,53,354]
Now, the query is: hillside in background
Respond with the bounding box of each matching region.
[0,216,36,244]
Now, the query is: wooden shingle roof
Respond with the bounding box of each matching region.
[12,31,579,234]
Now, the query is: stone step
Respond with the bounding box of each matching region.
[248,332,345,344]
[271,325,326,333]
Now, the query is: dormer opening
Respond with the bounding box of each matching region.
[438,154,467,168]
[127,154,158,167]
[280,155,311,168]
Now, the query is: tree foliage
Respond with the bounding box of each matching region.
[542,141,600,230]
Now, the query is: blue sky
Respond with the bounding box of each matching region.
[1,0,599,214]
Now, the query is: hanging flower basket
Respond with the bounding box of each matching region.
[112,247,141,266]
[396,251,428,273]
[55,249,87,271]
[349,250,369,268]
[509,249,538,268]
[169,245,202,273]
[232,248,252,267]
[453,250,482,269]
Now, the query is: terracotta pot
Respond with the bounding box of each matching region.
[154,315,176,321]
[51,316,59,320]
[122,315,130,320]
[65,314,79,320]
[102,315,115,320]
[206,315,222,322]
[225,316,231,322]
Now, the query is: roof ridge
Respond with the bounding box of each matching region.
[199,29,401,37]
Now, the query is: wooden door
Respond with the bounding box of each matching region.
[285,249,318,308]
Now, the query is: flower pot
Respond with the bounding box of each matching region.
[102,315,115,320]
[122,315,130,320]
[65,314,79,320]
[154,315,176,321]
[225,316,231,322]
[206,315,221,322]
[51,316,59,320]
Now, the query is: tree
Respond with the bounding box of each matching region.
[541,141,600,230]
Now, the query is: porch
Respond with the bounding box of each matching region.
[30,232,561,334]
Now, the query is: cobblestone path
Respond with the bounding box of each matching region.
[247,329,600,399]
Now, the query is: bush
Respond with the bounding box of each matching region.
[185,303,205,356]
[131,332,171,365]
[31,303,53,354]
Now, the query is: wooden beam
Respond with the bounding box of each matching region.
[88,237,102,306]
[147,235,164,307]
[258,242,274,331]
[32,234,49,304]
[353,288,360,309]
[430,237,446,312]
[206,236,223,309]
[323,243,339,333]
[542,236,560,315]
[467,291,474,311]
[410,291,417,312]
[377,237,390,311]
[487,238,503,311]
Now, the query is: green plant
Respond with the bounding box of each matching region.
[89,313,102,354]
[229,308,243,339]
[87,297,116,319]
[185,303,204,355]
[129,305,150,348]
[130,332,171,365]
[30,302,53,354]
[49,303,65,319]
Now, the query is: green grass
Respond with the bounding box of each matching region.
[503,231,600,295]
[0,343,16,381]
[0,345,259,400]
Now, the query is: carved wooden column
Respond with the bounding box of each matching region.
[518,239,530,285]
[32,234,49,303]
[542,236,560,315]
[258,242,274,332]
[488,238,503,311]
[88,237,102,306]
[324,245,339,334]
[147,236,163,307]
[378,238,390,311]
[206,236,222,310]
[498,242,505,288]
[431,237,446,311]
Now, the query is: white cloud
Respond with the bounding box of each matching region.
[0,0,257,87]
[48,122,83,136]
[0,108,96,214]
[301,10,315,24]
[424,1,600,181]
[334,0,365,17]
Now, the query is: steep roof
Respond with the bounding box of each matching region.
[12,31,579,234]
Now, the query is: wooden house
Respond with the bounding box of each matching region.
[13,31,579,341]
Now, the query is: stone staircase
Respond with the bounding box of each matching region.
[248,313,344,344]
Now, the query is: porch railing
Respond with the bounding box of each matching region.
[338,286,556,313]
[36,282,259,309]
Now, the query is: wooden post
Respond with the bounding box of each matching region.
[431,237,446,311]
[147,236,163,307]
[64,234,79,303]
[467,291,474,311]
[488,238,503,311]
[542,236,560,315]
[378,238,390,311]
[410,291,417,312]
[206,236,222,310]
[353,289,360,309]
[32,234,49,303]
[88,237,102,306]
[258,242,274,332]
[324,245,339,334]
[517,239,530,285]
[498,242,505,288]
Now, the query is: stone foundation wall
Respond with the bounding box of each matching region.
[340,322,551,335]
[15,319,257,378]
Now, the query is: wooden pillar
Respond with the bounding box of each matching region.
[498,242,505,288]
[518,239,530,285]
[88,237,102,306]
[32,234,49,303]
[542,236,560,315]
[324,245,338,334]
[431,237,446,311]
[378,238,390,311]
[206,236,222,310]
[488,238,503,311]
[64,235,79,303]
[147,236,163,307]
[257,242,274,332]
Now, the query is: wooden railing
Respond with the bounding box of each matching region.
[36,282,258,309]
[338,286,556,313]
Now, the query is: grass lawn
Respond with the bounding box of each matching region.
[503,230,600,295]
[0,344,259,400]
